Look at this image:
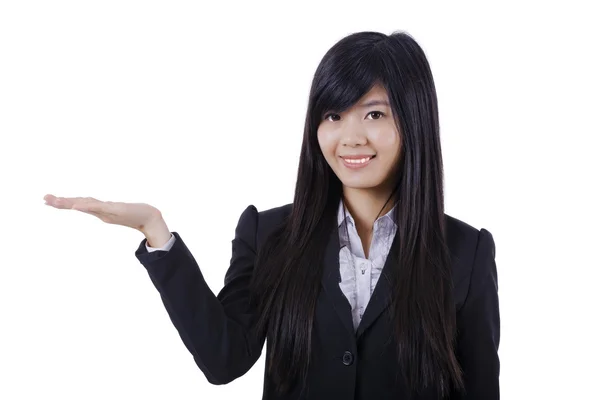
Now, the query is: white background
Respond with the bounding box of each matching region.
[1,1,599,398]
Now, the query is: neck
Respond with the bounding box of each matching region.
[342,186,395,233]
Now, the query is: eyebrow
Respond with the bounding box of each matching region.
[322,99,391,118]
[358,99,390,108]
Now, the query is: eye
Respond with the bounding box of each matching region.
[367,111,384,120]
[323,113,341,122]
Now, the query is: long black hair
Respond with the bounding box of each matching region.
[249,30,464,398]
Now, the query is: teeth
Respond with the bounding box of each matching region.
[344,157,371,164]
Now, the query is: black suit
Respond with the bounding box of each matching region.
[135,203,500,399]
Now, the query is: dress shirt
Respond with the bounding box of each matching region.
[145,200,397,331]
[336,200,397,330]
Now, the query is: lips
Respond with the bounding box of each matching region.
[340,154,375,160]
[340,154,375,169]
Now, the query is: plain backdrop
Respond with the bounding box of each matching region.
[1,1,599,399]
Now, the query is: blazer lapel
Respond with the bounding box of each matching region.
[320,225,355,336]
[320,222,401,340]
[355,230,399,340]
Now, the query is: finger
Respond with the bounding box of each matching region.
[79,197,100,203]
[44,196,74,209]
[44,195,98,209]
[74,200,117,215]
[77,209,108,221]
[72,202,105,213]
[67,197,103,210]
[69,196,101,205]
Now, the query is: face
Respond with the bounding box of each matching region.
[317,84,402,193]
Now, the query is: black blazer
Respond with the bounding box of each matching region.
[135,203,500,399]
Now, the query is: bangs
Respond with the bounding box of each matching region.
[311,45,386,122]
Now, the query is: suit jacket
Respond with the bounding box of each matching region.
[135,203,500,399]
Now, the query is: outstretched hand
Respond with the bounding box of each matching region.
[43,194,162,232]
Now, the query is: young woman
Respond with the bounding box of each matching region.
[44,30,500,399]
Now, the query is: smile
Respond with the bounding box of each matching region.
[340,155,375,169]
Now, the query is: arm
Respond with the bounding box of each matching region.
[455,228,500,399]
[141,215,173,249]
[134,205,265,385]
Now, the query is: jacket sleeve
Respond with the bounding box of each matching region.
[134,205,265,385]
[455,228,500,399]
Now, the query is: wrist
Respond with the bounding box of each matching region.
[141,215,171,248]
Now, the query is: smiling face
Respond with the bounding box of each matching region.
[317,83,402,193]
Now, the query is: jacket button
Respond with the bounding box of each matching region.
[342,351,354,366]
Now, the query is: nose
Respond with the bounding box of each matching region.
[340,126,368,147]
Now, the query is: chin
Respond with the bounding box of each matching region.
[339,179,384,190]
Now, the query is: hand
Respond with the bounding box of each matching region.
[43,194,163,232]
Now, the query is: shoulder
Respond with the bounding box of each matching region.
[444,213,497,308]
[257,203,293,222]
[444,213,480,256]
[235,203,292,228]
[444,212,494,259]
[248,203,293,250]
[231,203,292,253]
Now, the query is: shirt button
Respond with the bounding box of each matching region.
[342,351,354,366]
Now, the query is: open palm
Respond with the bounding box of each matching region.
[43,194,161,231]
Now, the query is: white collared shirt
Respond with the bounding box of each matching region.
[337,199,397,331]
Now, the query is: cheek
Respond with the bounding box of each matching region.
[317,129,337,159]
[371,126,401,154]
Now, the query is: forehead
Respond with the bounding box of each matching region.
[349,84,390,109]
[362,84,389,99]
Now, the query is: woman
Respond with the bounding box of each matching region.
[44,30,500,399]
